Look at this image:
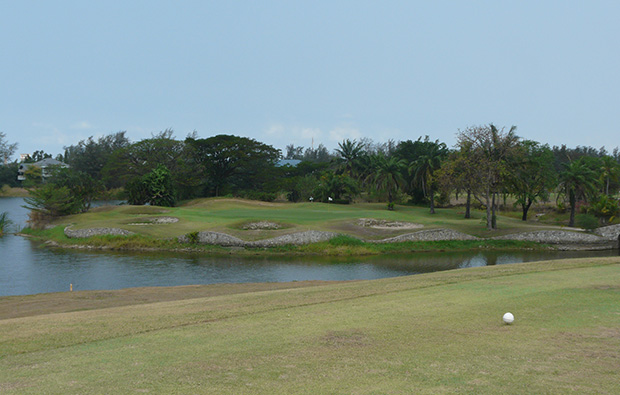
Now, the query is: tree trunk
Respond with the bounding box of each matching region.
[465,190,471,219]
[429,186,435,214]
[521,198,533,221]
[568,191,576,227]
[491,192,497,229]
[485,189,493,230]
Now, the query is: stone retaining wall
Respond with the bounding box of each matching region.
[376,229,479,243]
[64,226,135,238]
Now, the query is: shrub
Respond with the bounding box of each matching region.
[575,213,599,231]
[186,231,199,244]
[328,235,364,246]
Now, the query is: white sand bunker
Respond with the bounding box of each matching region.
[243,221,281,230]
[127,216,179,226]
[357,218,423,230]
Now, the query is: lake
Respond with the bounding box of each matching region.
[1,197,616,297]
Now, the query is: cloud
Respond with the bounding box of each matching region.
[328,126,362,143]
[70,121,94,130]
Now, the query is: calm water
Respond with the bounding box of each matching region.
[0,197,616,297]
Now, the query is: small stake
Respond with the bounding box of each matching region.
[70,283,73,292]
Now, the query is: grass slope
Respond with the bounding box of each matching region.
[1,257,619,394]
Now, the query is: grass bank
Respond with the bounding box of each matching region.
[1,257,619,393]
[22,198,562,255]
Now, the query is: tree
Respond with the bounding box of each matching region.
[315,171,359,203]
[456,124,519,230]
[506,141,557,221]
[558,158,600,227]
[104,130,200,199]
[367,154,406,209]
[48,167,103,213]
[126,165,176,207]
[599,155,620,196]
[186,135,280,197]
[335,139,366,178]
[408,139,448,214]
[0,132,18,165]
[64,132,130,187]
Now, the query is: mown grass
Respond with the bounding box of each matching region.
[1,257,619,393]
[22,198,574,254]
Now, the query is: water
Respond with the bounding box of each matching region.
[1,197,616,297]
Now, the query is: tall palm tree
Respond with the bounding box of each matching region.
[335,139,365,178]
[409,140,448,214]
[558,159,599,227]
[599,155,620,195]
[367,154,406,210]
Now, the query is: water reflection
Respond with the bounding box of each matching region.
[1,197,616,296]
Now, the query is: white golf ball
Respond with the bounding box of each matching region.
[503,312,514,324]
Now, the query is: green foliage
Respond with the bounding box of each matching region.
[24,184,82,217]
[23,166,43,187]
[49,168,104,212]
[0,162,19,187]
[315,171,359,203]
[327,235,364,246]
[126,165,176,207]
[186,134,281,197]
[0,211,13,236]
[575,213,599,230]
[186,231,199,244]
[588,195,619,223]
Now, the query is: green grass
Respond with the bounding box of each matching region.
[1,257,619,393]
[22,198,578,254]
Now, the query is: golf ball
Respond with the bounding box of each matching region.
[503,312,514,324]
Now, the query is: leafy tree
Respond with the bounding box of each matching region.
[455,124,519,230]
[0,162,19,188]
[0,132,18,164]
[588,194,619,224]
[506,141,557,221]
[558,158,600,227]
[23,150,52,163]
[104,130,200,198]
[408,139,448,214]
[315,171,359,203]
[187,135,280,197]
[64,132,130,186]
[23,166,43,187]
[368,154,406,209]
[24,185,82,217]
[48,167,103,213]
[284,144,304,160]
[126,165,176,207]
[302,144,333,163]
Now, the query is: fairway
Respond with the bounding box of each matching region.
[1,257,619,393]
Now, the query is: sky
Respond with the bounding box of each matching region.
[1,1,619,160]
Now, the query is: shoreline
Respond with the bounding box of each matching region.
[19,224,620,256]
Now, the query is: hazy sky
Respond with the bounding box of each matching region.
[2,1,619,159]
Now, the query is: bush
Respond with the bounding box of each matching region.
[575,213,599,231]
[328,235,364,246]
[24,184,83,217]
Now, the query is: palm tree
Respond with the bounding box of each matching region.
[335,139,365,178]
[367,154,406,210]
[599,156,620,195]
[408,140,448,214]
[558,159,599,227]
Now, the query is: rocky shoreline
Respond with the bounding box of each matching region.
[63,224,620,250]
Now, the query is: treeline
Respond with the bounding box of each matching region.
[3,126,620,229]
